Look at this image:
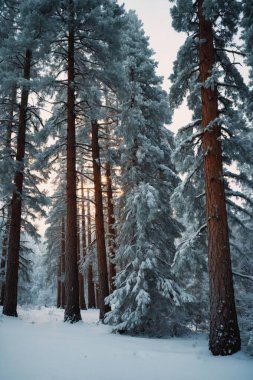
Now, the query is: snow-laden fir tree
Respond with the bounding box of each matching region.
[169,0,253,355]
[0,0,52,316]
[40,0,125,323]
[105,11,192,337]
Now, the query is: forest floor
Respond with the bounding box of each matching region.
[0,306,252,380]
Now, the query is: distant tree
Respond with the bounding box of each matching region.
[91,120,110,319]
[78,177,86,310]
[105,159,117,293]
[86,190,96,309]
[44,177,66,307]
[44,0,124,323]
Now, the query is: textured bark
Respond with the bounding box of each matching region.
[87,191,96,309]
[198,0,240,355]
[91,121,110,319]
[60,217,66,308]
[105,161,116,293]
[0,86,17,306]
[64,24,81,323]
[3,49,32,317]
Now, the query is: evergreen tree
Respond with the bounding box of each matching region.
[42,0,125,322]
[1,0,53,316]
[105,11,191,336]
[169,0,253,355]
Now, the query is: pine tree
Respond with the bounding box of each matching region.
[91,120,110,319]
[105,11,191,336]
[43,0,124,323]
[3,48,32,316]
[63,0,81,323]
[168,0,253,355]
[198,0,240,355]
[1,0,53,316]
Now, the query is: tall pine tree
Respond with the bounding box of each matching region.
[105,11,191,336]
[168,0,253,355]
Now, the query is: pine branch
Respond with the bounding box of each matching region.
[233,271,253,282]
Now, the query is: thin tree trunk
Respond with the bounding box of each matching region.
[64,21,81,323]
[3,49,32,317]
[77,213,86,310]
[0,86,17,306]
[0,219,8,306]
[57,251,61,308]
[87,190,96,309]
[105,161,116,293]
[56,221,62,308]
[78,178,86,309]
[61,217,66,308]
[198,0,240,355]
[91,120,110,319]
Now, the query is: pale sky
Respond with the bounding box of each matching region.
[118,0,192,130]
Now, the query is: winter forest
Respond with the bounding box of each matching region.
[0,0,253,378]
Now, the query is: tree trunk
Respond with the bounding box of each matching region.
[198,0,240,355]
[0,86,17,306]
[57,251,61,308]
[61,217,66,308]
[105,161,116,293]
[64,24,81,323]
[78,211,86,310]
[91,120,110,319]
[87,190,96,309]
[0,218,8,306]
[78,178,86,309]
[3,49,32,317]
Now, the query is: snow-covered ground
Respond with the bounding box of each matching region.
[0,307,252,380]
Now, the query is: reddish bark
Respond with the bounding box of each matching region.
[3,49,32,317]
[198,0,240,355]
[64,25,81,323]
[91,121,110,319]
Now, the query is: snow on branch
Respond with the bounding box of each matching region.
[233,271,253,282]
